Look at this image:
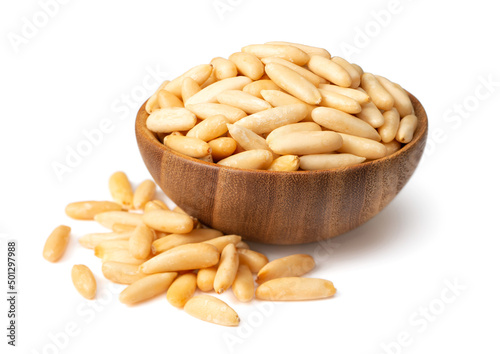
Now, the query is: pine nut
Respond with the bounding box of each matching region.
[71,265,97,300]
[108,171,134,209]
[119,272,177,305]
[256,277,336,301]
[184,295,240,327]
[140,243,219,273]
[65,201,122,220]
[132,179,156,210]
[256,254,315,283]
[43,225,71,262]
[213,243,239,294]
[166,273,197,308]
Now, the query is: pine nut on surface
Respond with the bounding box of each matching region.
[256,277,336,301]
[71,264,97,300]
[43,225,71,262]
[184,295,240,327]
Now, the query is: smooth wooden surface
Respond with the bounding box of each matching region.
[136,94,428,244]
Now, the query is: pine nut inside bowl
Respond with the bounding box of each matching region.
[135,42,428,245]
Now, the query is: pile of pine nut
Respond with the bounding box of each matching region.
[145,41,418,171]
[43,171,336,326]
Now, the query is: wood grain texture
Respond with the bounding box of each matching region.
[136,93,428,245]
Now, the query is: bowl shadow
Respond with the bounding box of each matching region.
[247,191,422,267]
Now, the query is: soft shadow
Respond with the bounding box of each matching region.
[248,189,433,268]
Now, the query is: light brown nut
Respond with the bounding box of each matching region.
[186,103,247,123]
[217,90,272,114]
[203,235,242,252]
[129,223,155,260]
[361,73,394,111]
[268,131,343,155]
[146,80,170,113]
[228,52,265,80]
[197,266,218,292]
[140,243,219,273]
[185,76,253,106]
[71,265,96,300]
[337,133,387,160]
[79,231,133,249]
[94,240,129,258]
[158,90,184,109]
[227,124,273,153]
[396,114,418,143]
[261,57,324,87]
[181,77,201,103]
[65,201,122,220]
[308,55,352,87]
[143,199,169,213]
[331,57,361,88]
[184,295,240,327]
[143,209,194,234]
[379,108,401,143]
[210,57,238,80]
[265,63,321,105]
[267,155,300,171]
[152,228,223,254]
[166,273,197,308]
[111,223,137,233]
[312,107,381,141]
[237,248,269,273]
[146,107,197,133]
[163,64,213,98]
[231,264,254,302]
[383,140,402,156]
[119,272,177,305]
[108,171,134,209]
[375,75,414,117]
[94,211,143,229]
[256,254,315,283]
[255,277,336,301]
[208,137,238,161]
[356,100,386,129]
[43,225,71,262]
[266,122,322,143]
[102,262,147,284]
[265,41,331,59]
[213,243,239,294]
[164,134,212,158]
[186,114,229,141]
[318,89,362,114]
[299,154,366,170]
[217,149,273,170]
[318,84,370,104]
[242,80,281,99]
[132,179,156,210]
[242,44,309,66]
[234,103,309,134]
[100,249,145,265]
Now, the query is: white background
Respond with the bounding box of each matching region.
[1,0,499,353]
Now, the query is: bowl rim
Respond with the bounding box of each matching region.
[136,91,428,175]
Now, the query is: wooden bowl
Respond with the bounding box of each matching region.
[136,93,427,245]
